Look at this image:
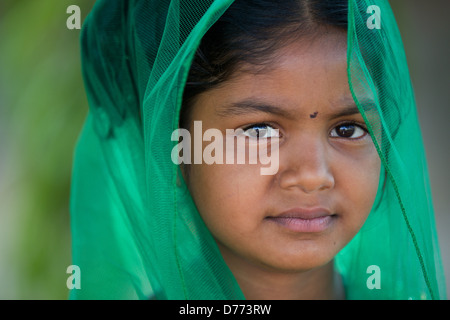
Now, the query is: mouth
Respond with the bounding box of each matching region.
[265,207,337,233]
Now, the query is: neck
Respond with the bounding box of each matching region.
[220,249,345,300]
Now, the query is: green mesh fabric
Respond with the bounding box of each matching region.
[335,0,446,300]
[69,0,446,299]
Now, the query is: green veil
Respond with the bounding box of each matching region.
[69,0,446,299]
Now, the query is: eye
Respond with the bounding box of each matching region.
[243,123,280,139]
[330,122,367,139]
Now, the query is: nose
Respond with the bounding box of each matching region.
[277,136,335,194]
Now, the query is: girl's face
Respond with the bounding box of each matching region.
[185,30,380,274]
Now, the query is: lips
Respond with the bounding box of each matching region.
[266,207,336,233]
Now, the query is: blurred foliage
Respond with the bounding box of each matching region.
[0,0,95,299]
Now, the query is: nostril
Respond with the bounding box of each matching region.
[277,166,335,194]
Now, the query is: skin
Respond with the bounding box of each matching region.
[183,29,381,299]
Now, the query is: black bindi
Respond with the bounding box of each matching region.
[310,111,319,118]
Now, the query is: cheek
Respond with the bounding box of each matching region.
[188,163,268,233]
[335,149,381,227]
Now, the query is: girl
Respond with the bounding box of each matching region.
[70,0,446,299]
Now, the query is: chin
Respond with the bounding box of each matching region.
[255,245,339,274]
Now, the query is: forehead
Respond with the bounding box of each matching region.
[234,30,347,88]
[193,30,353,119]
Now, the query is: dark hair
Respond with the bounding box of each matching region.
[180,0,348,128]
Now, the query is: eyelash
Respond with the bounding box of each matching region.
[242,121,369,140]
[329,121,368,140]
[242,122,279,137]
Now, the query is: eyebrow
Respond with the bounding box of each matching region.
[331,105,361,119]
[216,99,295,119]
[335,98,377,117]
[215,98,376,119]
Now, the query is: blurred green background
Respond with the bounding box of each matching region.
[0,0,94,299]
[0,0,448,299]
